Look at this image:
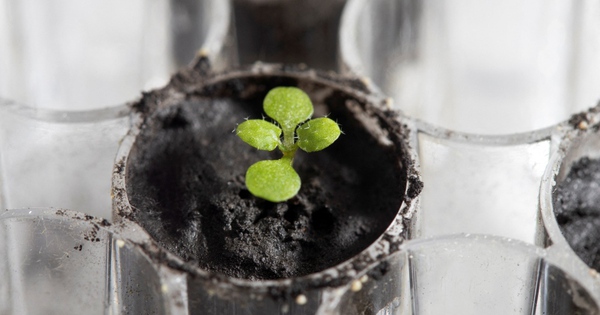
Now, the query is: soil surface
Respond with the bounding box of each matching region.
[126,77,407,280]
[554,157,600,271]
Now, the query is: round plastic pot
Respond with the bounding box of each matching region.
[111,60,422,314]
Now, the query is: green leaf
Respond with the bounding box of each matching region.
[297,117,341,152]
[236,120,281,151]
[263,87,313,130]
[245,158,301,202]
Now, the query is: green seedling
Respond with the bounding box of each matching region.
[236,87,341,202]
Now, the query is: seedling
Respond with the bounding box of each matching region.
[236,87,341,202]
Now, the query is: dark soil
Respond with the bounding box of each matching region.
[554,157,600,271]
[126,77,407,280]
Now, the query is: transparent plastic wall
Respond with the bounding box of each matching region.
[2,0,600,314]
[340,0,600,135]
[539,112,600,299]
[327,235,600,315]
[0,0,232,219]
[108,63,423,315]
[0,209,170,315]
[2,210,599,314]
[0,0,232,110]
[339,0,600,244]
[0,104,129,218]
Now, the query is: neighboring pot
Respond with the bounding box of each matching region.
[111,58,421,314]
[540,105,600,298]
[0,208,168,314]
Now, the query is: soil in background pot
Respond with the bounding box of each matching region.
[554,156,600,271]
[125,73,409,280]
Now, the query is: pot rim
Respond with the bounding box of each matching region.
[111,60,423,296]
[539,105,600,292]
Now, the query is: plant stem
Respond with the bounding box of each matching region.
[280,126,298,159]
[281,153,295,165]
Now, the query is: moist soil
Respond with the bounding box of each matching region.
[126,76,407,280]
[554,157,600,271]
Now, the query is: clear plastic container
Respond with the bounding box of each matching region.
[0,103,130,219]
[408,123,551,244]
[0,208,172,315]
[0,0,232,110]
[328,235,600,315]
[0,0,232,219]
[339,0,600,135]
[539,110,600,292]
[2,1,600,313]
[110,63,422,315]
[339,0,600,245]
[3,210,598,314]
